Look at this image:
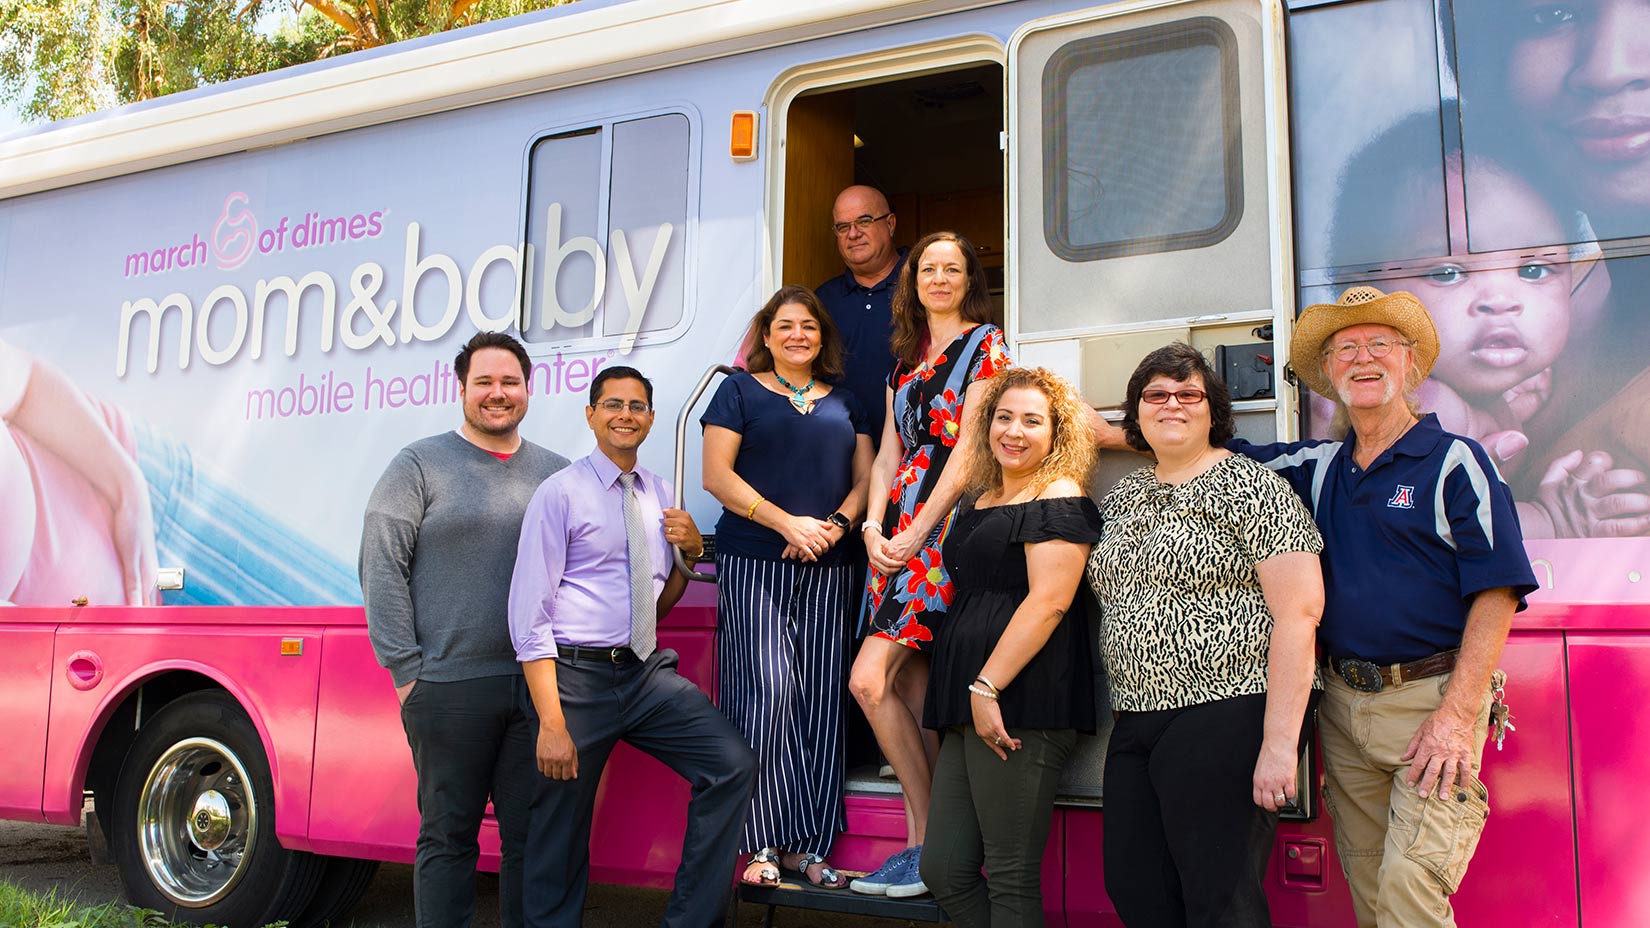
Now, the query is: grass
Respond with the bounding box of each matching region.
[0,880,285,928]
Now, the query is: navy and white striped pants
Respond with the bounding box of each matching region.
[715,552,852,856]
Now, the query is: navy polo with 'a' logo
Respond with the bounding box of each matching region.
[1231,414,1538,665]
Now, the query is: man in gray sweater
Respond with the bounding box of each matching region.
[360,331,570,928]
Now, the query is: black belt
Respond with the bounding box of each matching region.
[1324,650,1458,693]
[559,644,641,664]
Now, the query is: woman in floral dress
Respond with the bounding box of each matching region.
[847,231,1011,897]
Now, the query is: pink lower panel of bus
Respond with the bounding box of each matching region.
[1065,632,1575,928]
[306,586,724,881]
[304,615,1586,926]
[1568,633,1650,927]
[0,623,55,821]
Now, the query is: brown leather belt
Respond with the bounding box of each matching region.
[1323,650,1458,693]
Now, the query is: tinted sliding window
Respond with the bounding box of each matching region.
[1288,0,1446,271]
[522,113,691,346]
[1453,0,1650,249]
[1043,17,1241,261]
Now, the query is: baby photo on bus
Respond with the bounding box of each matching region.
[1308,111,1650,539]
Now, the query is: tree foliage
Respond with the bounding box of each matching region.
[1,0,573,123]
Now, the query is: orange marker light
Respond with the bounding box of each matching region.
[730,111,758,161]
[280,638,304,656]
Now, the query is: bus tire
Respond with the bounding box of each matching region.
[109,691,323,926]
[292,856,380,927]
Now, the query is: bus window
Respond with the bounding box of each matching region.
[1008,0,1279,348]
[524,126,603,342]
[604,115,690,338]
[522,113,693,351]
[1288,0,1446,272]
[1453,0,1650,249]
[1044,18,1242,262]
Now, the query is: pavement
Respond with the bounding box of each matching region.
[0,819,911,927]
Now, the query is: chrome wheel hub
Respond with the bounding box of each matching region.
[136,737,259,906]
[188,790,232,851]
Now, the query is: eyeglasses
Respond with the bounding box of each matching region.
[829,212,891,236]
[1141,389,1207,406]
[1321,338,1411,363]
[593,399,652,414]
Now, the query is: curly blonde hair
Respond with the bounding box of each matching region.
[961,367,1096,497]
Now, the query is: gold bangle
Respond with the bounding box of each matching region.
[746,496,765,520]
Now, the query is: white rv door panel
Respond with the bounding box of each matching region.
[1006,0,1297,439]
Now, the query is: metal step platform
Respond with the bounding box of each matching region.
[734,872,949,927]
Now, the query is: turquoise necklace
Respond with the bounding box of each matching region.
[774,371,816,411]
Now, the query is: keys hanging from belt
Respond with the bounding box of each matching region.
[1489,669,1515,751]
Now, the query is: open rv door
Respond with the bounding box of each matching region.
[1003,0,1313,810]
[1006,0,1297,448]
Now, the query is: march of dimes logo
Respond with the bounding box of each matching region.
[114,176,680,380]
[123,192,385,278]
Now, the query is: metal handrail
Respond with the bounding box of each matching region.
[673,364,740,582]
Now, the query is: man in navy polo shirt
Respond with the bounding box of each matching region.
[814,185,906,442]
[1231,286,1538,927]
[814,186,911,799]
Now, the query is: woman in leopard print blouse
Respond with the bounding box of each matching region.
[1086,343,1324,928]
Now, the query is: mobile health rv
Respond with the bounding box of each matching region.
[1,0,1646,925]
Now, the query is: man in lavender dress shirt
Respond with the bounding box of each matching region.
[507,365,756,928]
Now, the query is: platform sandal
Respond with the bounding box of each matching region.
[790,852,848,890]
[740,847,781,886]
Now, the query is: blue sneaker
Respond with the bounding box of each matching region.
[849,846,913,895]
[884,844,928,898]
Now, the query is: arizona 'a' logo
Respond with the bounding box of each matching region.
[1388,485,1416,509]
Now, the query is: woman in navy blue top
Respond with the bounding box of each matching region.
[701,285,874,889]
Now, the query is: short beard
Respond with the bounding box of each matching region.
[464,406,523,437]
[1334,373,1397,409]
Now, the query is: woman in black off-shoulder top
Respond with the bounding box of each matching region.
[917,367,1101,928]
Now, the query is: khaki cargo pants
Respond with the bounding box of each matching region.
[1318,672,1493,928]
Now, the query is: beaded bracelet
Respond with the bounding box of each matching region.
[967,683,998,700]
[746,496,765,519]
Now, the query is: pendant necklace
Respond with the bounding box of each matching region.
[774,372,816,411]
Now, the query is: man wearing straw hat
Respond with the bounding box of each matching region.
[1228,286,1539,926]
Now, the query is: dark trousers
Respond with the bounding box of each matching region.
[1102,693,1278,928]
[521,649,757,928]
[399,674,535,928]
[922,726,1076,928]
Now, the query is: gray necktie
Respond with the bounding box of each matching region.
[618,472,656,659]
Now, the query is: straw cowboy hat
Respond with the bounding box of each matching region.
[1289,285,1440,399]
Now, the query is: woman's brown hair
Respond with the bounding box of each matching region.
[741,285,845,380]
[1120,343,1234,452]
[890,232,994,368]
[962,367,1097,497]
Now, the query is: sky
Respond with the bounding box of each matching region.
[0,95,31,138]
[1,4,294,141]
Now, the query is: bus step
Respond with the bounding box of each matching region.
[735,874,949,926]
